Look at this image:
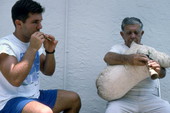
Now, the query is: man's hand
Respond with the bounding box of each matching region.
[127,54,149,66]
[29,32,45,52]
[148,60,166,79]
[29,32,58,53]
[43,34,58,52]
[148,60,160,73]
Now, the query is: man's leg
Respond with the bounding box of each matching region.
[52,89,81,113]
[22,101,53,113]
[0,97,53,113]
[141,96,170,113]
[105,96,138,113]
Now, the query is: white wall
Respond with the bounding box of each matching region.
[1,0,170,113]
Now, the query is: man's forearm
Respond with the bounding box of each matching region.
[43,54,56,75]
[104,52,130,65]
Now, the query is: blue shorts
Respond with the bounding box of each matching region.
[0,89,57,113]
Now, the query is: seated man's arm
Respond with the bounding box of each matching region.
[104,52,149,66]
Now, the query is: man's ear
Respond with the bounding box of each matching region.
[15,20,22,28]
[141,30,144,36]
[120,31,125,40]
[120,31,123,37]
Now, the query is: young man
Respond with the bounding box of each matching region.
[104,17,170,113]
[0,0,81,113]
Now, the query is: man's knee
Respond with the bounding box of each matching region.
[69,91,81,107]
[54,90,81,112]
[37,107,53,113]
[58,90,81,105]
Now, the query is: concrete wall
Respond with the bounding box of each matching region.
[1,0,170,113]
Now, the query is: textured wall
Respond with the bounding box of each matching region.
[1,0,170,113]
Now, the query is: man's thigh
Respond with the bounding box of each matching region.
[39,89,58,108]
[0,97,40,113]
[141,96,170,113]
[0,90,57,113]
[105,97,138,113]
[0,97,34,113]
[23,90,58,113]
[22,101,52,113]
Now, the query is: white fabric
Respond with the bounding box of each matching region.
[0,34,44,110]
[105,92,170,113]
[96,42,169,101]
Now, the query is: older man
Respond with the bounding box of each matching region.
[104,17,170,113]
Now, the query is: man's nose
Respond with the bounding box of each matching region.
[130,32,136,38]
[37,23,42,30]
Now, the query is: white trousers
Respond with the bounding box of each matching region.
[105,88,170,113]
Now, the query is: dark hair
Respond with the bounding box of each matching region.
[11,0,45,26]
[121,17,143,31]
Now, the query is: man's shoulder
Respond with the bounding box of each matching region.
[0,34,14,42]
[0,34,17,51]
[113,43,125,47]
[0,34,17,45]
[0,34,17,57]
[110,43,128,53]
[111,43,128,50]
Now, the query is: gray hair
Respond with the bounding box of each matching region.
[121,17,143,31]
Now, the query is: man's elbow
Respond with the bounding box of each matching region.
[42,70,55,76]
[159,67,166,79]
[10,80,22,87]
[103,55,108,64]
[104,52,112,64]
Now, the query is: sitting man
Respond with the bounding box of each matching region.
[0,0,81,113]
[104,17,170,113]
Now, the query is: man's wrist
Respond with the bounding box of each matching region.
[45,50,55,54]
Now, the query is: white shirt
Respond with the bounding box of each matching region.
[0,34,43,110]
